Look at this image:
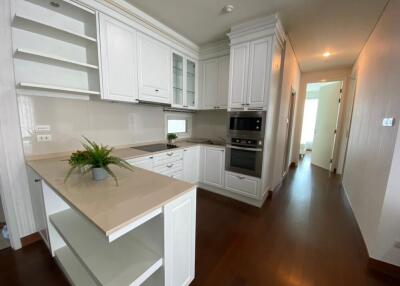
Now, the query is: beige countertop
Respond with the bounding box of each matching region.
[28,156,195,237]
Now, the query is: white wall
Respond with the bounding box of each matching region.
[343,0,400,266]
[271,40,300,188]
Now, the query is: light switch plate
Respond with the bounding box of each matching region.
[35,125,51,132]
[382,117,395,127]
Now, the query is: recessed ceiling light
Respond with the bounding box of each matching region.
[223,4,234,13]
[323,52,331,57]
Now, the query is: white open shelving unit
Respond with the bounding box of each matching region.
[11,0,101,99]
[42,181,165,286]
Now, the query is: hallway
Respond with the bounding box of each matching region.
[193,156,398,285]
[0,157,398,285]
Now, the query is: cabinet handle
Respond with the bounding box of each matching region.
[155,89,159,92]
[183,105,188,108]
[166,152,174,156]
[149,156,154,159]
[166,164,174,168]
[34,179,41,182]
[241,103,246,106]
[236,175,245,180]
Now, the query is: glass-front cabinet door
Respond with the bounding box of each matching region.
[173,53,184,106]
[172,53,197,109]
[186,59,196,108]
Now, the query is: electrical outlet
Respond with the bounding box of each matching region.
[37,134,52,142]
[394,240,400,249]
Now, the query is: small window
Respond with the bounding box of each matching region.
[165,114,192,138]
[168,119,187,133]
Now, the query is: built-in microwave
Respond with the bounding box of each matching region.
[228,111,266,138]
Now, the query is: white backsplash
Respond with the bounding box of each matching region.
[17,96,227,156]
[18,96,167,156]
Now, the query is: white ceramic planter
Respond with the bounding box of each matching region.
[92,167,108,181]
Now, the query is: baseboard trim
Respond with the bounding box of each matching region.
[21,232,41,247]
[368,258,400,280]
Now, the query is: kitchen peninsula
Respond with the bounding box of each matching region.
[27,150,197,286]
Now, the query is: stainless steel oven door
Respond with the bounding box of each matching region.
[225,145,263,177]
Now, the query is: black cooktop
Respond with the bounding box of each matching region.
[132,143,178,152]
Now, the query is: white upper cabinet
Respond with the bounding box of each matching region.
[228,43,249,109]
[201,56,229,110]
[201,58,219,109]
[172,53,198,109]
[227,15,284,111]
[217,55,229,109]
[247,38,271,108]
[137,33,171,104]
[98,14,138,103]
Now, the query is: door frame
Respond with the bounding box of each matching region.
[292,68,352,172]
[282,88,296,176]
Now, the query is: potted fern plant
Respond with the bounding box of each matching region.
[65,137,133,185]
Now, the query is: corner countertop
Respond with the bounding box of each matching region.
[28,156,195,238]
[27,139,225,237]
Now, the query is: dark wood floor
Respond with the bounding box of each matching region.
[0,156,398,285]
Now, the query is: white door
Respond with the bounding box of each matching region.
[311,81,342,170]
[202,59,218,109]
[217,55,229,109]
[183,147,200,184]
[98,14,138,103]
[247,38,271,108]
[137,33,171,104]
[164,190,196,286]
[203,147,225,188]
[228,43,249,108]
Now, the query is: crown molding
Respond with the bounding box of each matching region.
[228,14,286,47]
[199,38,230,61]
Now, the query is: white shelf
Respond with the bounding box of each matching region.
[16,48,99,70]
[50,209,163,286]
[19,82,100,95]
[55,246,97,286]
[14,13,97,43]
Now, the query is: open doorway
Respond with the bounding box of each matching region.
[0,195,10,251]
[299,81,343,171]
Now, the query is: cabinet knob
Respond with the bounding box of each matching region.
[34,179,41,182]
[155,89,159,92]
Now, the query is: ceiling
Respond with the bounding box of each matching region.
[126,0,388,72]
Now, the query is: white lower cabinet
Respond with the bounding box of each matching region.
[202,146,225,188]
[225,171,260,199]
[183,146,200,184]
[127,155,154,171]
[164,190,196,286]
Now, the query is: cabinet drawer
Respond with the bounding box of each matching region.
[225,172,259,198]
[127,156,154,171]
[153,150,183,166]
[154,159,183,174]
[164,170,184,180]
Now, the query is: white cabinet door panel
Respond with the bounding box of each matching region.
[229,43,249,108]
[247,38,271,108]
[127,156,154,171]
[164,190,196,286]
[202,147,225,188]
[138,33,171,103]
[183,146,200,184]
[217,55,229,109]
[202,59,219,109]
[99,14,138,102]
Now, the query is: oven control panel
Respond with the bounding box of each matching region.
[231,138,263,147]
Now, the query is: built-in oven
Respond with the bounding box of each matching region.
[225,138,264,177]
[228,111,266,138]
[226,111,266,177]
